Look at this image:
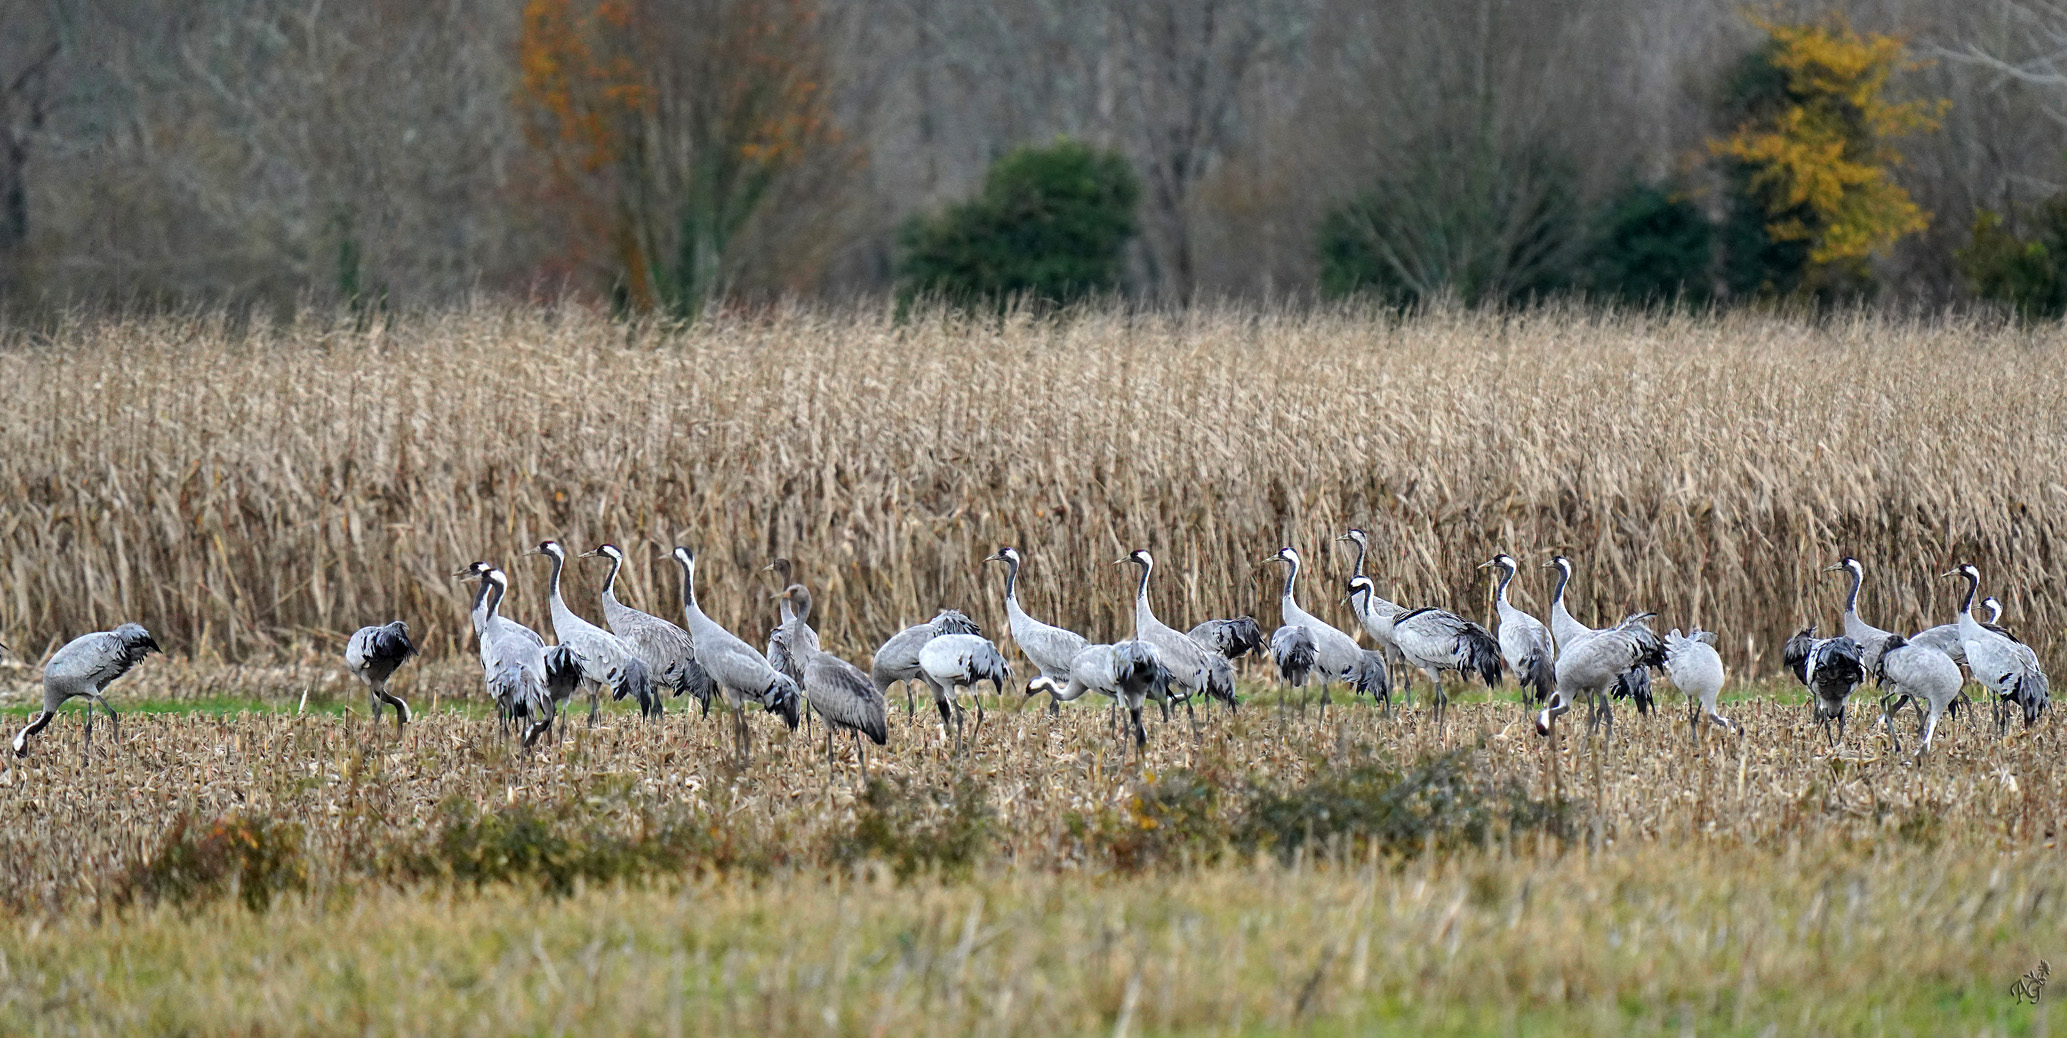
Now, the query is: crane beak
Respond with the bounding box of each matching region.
[1820,563,1843,573]
[577,550,598,559]
[1476,559,1494,569]
[1938,569,1959,578]
[1113,557,1129,565]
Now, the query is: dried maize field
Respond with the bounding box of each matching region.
[1,305,2064,1035]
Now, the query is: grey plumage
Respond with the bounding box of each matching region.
[1536,612,1664,741]
[1273,548,1382,710]
[1873,633,1963,757]
[763,558,819,687]
[13,623,159,758]
[469,567,559,746]
[1483,554,1554,704]
[669,548,802,763]
[1188,616,1266,660]
[1029,640,1170,748]
[1945,565,2049,732]
[1270,624,1317,686]
[1339,529,1412,694]
[1827,558,1897,673]
[917,632,1011,751]
[344,620,417,734]
[1662,627,1734,744]
[1386,603,1503,725]
[531,540,658,724]
[1123,550,1237,712]
[777,584,887,782]
[986,547,1090,705]
[1541,556,1659,716]
[871,608,982,715]
[586,544,715,715]
[1783,625,1865,744]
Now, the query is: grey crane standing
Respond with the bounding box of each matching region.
[1543,556,1658,713]
[1339,529,1411,697]
[916,631,1013,753]
[1028,641,1171,749]
[669,547,801,763]
[1661,628,1735,745]
[871,609,983,716]
[763,557,819,687]
[1783,625,1866,747]
[582,544,715,716]
[344,620,417,735]
[1481,554,1554,704]
[467,566,574,746]
[775,584,887,781]
[530,540,657,724]
[1120,550,1238,716]
[1269,549,1386,710]
[1370,577,1502,727]
[1536,611,1664,742]
[12,623,159,759]
[1826,558,1898,672]
[1944,564,2049,731]
[985,547,1090,712]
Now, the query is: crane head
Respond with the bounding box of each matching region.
[580,543,621,561]
[984,546,1020,566]
[531,540,564,561]
[452,560,493,579]
[1822,557,1862,577]
[1118,549,1153,569]
[1542,555,1571,576]
[1343,573,1374,605]
[1479,553,1517,572]
[1267,546,1299,567]
[1939,563,1980,581]
[1337,529,1367,548]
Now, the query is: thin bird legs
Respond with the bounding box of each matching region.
[822,728,871,786]
[14,693,119,763]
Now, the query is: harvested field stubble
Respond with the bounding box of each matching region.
[0,306,2060,676]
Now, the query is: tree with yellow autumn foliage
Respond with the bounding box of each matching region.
[1710,17,1945,299]
[516,0,835,315]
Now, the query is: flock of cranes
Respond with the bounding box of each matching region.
[4,533,2054,773]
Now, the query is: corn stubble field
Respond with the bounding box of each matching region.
[0,306,2063,1035]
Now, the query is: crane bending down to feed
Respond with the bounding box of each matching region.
[1482,555,1554,704]
[344,620,417,734]
[1783,626,1866,748]
[1268,548,1387,710]
[583,544,715,716]
[985,547,1089,713]
[669,547,801,763]
[530,541,657,723]
[776,585,887,781]
[871,609,982,717]
[1873,633,1965,758]
[1661,627,1734,744]
[916,632,1012,753]
[1028,641,1172,750]
[12,623,159,759]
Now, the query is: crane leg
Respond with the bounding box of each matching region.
[1159,696,1171,723]
[92,695,119,749]
[854,732,868,783]
[904,684,916,716]
[1130,705,1146,750]
[588,684,600,728]
[826,729,835,788]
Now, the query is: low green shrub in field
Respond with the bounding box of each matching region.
[397,784,724,896]
[1067,768,1227,872]
[1234,748,1573,862]
[833,774,994,880]
[112,812,307,912]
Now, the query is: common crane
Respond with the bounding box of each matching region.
[1944,564,2049,732]
[12,623,159,759]
[530,540,657,723]
[917,632,1012,753]
[1270,548,1387,710]
[668,547,801,763]
[1783,625,1866,747]
[1339,529,1410,696]
[871,609,982,716]
[985,547,1090,711]
[1825,558,1897,671]
[1373,587,1501,727]
[582,544,715,716]
[763,557,818,686]
[1543,556,1657,713]
[1481,554,1554,704]
[1536,611,1664,742]
[1027,641,1171,749]
[463,566,576,745]
[1661,628,1735,745]
[1187,617,1267,661]
[775,584,887,781]
[1121,549,1238,717]
[1872,633,1964,758]
[344,620,416,734]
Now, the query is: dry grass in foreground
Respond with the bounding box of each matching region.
[0,305,2062,680]
[0,683,2058,1034]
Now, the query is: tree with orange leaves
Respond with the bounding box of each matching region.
[517,0,833,315]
